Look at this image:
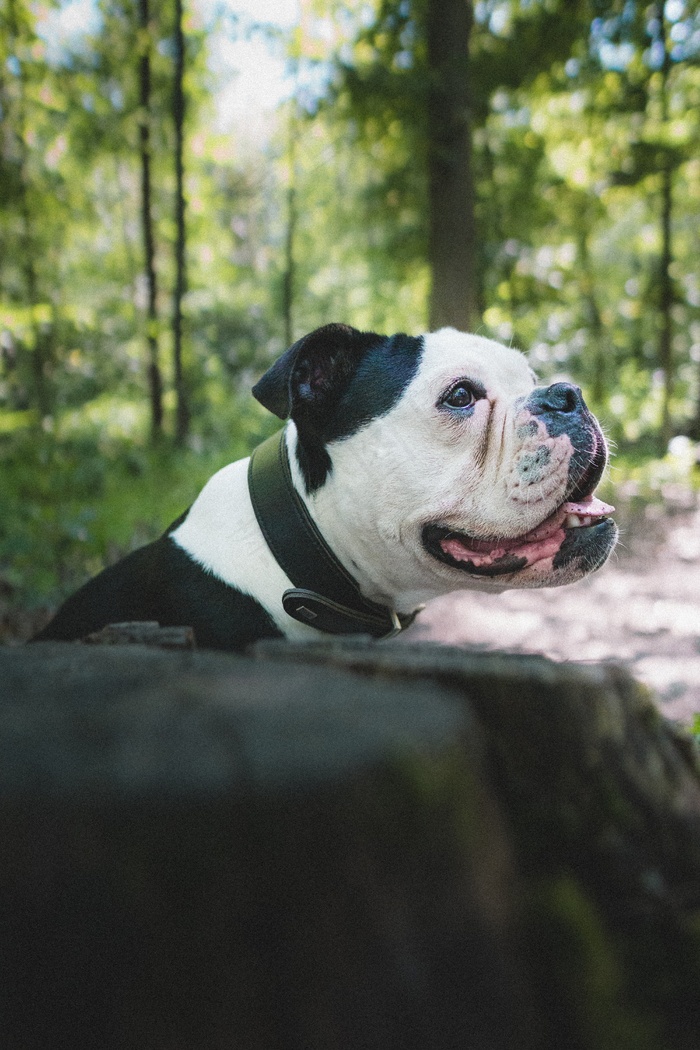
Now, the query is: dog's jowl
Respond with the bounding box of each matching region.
[34,326,618,651]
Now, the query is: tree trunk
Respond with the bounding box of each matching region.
[659,158,673,452]
[481,136,521,346]
[137,0,163,443]
[172,0,189,444]
[7,0,50,419]
[282,103,298,348]
[577,227,606,406]
[656,2,674,454]
[426,0,477,333]
[4,640,700,1050]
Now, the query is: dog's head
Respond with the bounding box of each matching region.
[253,325,617,602]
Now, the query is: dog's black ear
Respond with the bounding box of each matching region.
[252,324,379,420]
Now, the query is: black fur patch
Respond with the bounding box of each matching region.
[32,533,282,653]
[297,333,424,492]
[525,383,607,500]
[552,518,618,574]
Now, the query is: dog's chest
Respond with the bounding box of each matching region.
[170,456,319,641]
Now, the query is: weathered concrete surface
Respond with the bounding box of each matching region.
[1,640,700,1050]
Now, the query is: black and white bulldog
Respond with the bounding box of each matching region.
[34,324,617,651]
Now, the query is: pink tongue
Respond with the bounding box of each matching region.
[440,495,615,562]
[518,495,615,544]
[561,496,615,516]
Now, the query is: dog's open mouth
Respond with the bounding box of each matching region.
[423,494,615,577]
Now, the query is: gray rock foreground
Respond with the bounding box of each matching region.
[2,639,700,1050]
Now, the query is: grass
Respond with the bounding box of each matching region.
[0,393,279,610]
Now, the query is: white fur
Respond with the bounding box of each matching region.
[306,329,571,609]
[171,329,591,633]
[170,450,318,639]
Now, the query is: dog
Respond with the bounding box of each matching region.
[33,324,617,651]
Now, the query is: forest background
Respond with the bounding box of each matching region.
[1,0,699,627]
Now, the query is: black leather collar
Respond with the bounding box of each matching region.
[248,429,420,639]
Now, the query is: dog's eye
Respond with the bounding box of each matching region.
[442,383,476,410]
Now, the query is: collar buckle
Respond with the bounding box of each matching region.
[381,610,404,641]
[283,589,408,641]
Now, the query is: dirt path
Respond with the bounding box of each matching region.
[400,505,700,726]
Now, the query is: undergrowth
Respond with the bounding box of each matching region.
[0,395,278,609]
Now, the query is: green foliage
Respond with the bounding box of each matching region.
[692,713,700,741]
[323,0,700,444]
[0,394,277,608]
[1,0,700,613]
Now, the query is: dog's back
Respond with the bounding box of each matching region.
[33,527,281,652]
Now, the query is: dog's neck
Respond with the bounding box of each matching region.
[285,424,439,614]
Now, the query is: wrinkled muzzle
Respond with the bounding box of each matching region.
[422,381,617,584]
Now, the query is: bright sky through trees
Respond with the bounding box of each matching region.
[39,0,302,138]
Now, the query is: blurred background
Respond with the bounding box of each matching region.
[1,0,699,718]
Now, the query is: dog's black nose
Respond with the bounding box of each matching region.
[529,382,583,416]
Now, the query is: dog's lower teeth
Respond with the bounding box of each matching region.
[566,514,595,528]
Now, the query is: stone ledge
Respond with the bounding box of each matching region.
[1,640,699,1050]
